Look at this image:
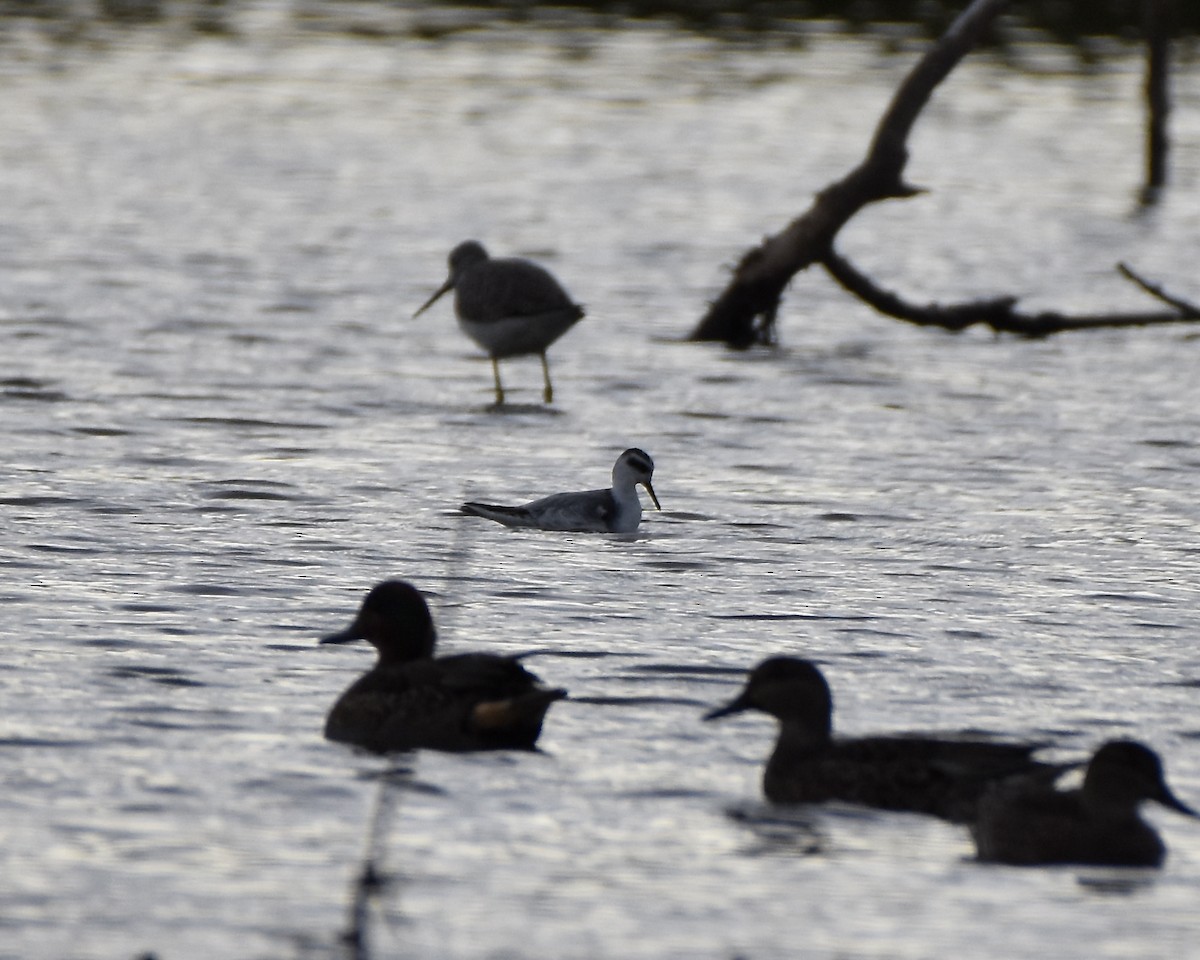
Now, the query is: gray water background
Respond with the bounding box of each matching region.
[4,6,1200,959]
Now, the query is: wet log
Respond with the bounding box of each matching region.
[689,0,1197,346]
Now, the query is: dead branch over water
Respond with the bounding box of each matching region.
[1141,0,1174,202]
[689,0,1195,347]
[823,251,1200,336]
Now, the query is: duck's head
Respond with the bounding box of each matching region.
[704,656,833,739]
[413,240,490,318]
[614,448,660,511]
[1084,739,1198,818]
[320,579,437,663]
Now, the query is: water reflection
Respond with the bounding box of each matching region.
[723,803,828,858]
[1076,873,1161,896]
[337,761,420,960]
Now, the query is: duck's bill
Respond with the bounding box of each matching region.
[320,625,364,645]
[643,480,662,511]
[1160,785,1199,818]
[413,278,453,318]
[703,694,749,722]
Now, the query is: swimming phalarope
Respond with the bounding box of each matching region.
[972,739,1197,867]
[462,448,660,533]
[705,657,1062,823]
[319,580,567,753]
[414,240,585,405]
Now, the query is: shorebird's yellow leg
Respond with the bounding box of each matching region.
[540,352,553,404]
[491,357,505,406]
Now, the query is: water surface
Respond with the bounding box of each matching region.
[3,10,1200,960]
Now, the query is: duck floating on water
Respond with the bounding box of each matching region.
[320,580,566,753]
[972,739,1197,867]
[705,656,1061,823]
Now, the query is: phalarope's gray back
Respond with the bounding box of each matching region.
[972,739,1197,867]
[705,657,1062,823]
[414,240,585,406]
[319,580,567,753]
[462,448,660,533]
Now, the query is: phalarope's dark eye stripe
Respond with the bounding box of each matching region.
[622,449,654,474]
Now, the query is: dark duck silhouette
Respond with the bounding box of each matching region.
[705,656,1061,823]
[972,739,1197,867]
[320,580,566,753]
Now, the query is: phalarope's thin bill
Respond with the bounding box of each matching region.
[414,240,584,406]
[705,656,1064,823]
[972,739,1197,867]
[319,579,567,753]
[462,448,660,533]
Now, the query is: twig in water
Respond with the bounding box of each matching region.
[1117,262,1200,316]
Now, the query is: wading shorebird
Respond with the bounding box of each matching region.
[705,656,1063,823]
[414,240,585,406]
[972,739,1197,867]
[461,448,660,534]
[319,580,567,753]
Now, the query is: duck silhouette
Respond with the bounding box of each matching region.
[706,656,1061,822]
[320,580,566,753]
[973,739,1197,867]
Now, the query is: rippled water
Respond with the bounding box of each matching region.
[4,9,1200,960]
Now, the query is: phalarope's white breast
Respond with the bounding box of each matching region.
[414,240,585,405]
[462,448,660,533]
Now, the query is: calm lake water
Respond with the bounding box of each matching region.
[3,5,1200,959]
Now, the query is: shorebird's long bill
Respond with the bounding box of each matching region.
[320,624,364,645]
[642,480,661,511]
[413,277,454,318]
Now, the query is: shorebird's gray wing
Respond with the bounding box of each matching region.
[456,259,578,322]
[518,488,617,532]
[462,487,616,532]
[461,501,541,528]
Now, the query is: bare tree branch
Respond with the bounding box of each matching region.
[823,248,1199,337]
[1118,261,1200,315]
[820,247,1016,333]
[689,0,1198,347]
[689,0,1013,346]
[1141,0,1174,203]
